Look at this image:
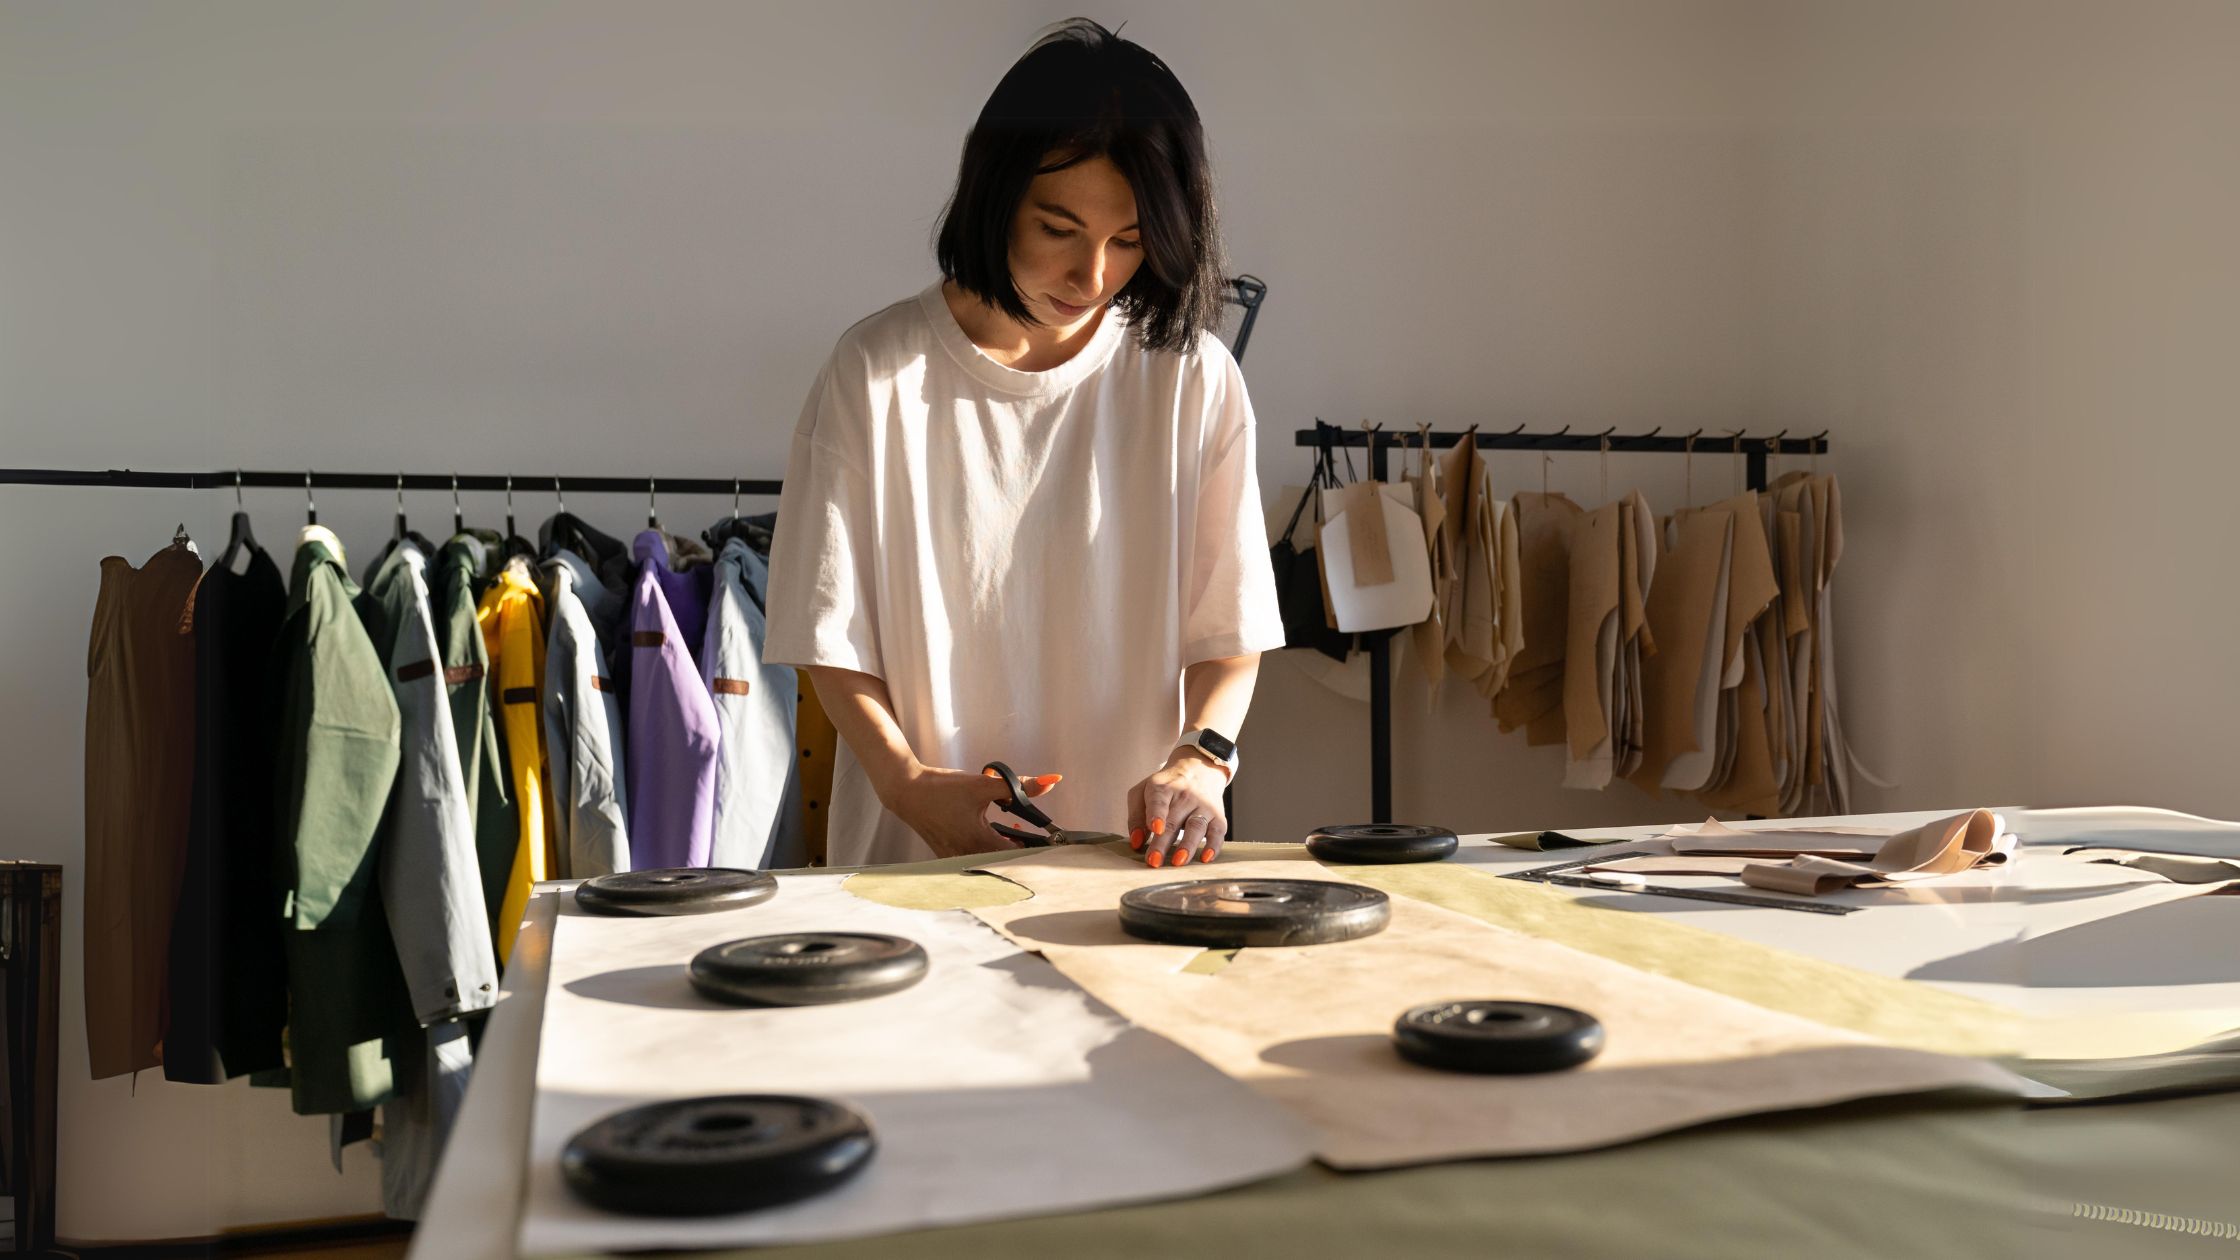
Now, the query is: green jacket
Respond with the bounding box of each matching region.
[432,532,519,949]
[275,530,404,1114]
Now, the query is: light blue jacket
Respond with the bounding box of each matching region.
[704,539,805,869]
[538,549,630,878]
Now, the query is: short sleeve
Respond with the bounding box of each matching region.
[1181,349,1288,665]
[763,350,885,679]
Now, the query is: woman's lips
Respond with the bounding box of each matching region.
[1049,295,1093,317]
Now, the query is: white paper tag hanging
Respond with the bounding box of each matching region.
[1319,481,1435,632]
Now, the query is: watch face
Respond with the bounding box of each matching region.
[1199,730,1236,761]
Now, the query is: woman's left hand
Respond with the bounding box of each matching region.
[1127,749,1231,867]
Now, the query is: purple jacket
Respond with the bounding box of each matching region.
[625,530,720,868]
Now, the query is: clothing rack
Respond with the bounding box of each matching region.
[7,462,1252,840]
[1289,423,1832,824]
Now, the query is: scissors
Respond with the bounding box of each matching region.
[981,761,1123,848]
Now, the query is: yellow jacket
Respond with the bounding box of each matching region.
[477,557,551,962]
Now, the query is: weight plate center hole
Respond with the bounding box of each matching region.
[691,1111,758,1133]
[780,941,839,955]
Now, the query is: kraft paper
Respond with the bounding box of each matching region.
[965,846,2035,1168]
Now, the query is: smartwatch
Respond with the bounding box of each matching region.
[1176,728,1239,779]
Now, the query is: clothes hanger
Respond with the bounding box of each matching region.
[702,478,763,552]
[219,470,258,573]
[389,472,437,557]
[537,475,624,570]
[502,474,536,559]
[305,471,317,526]
[647,477,661,530]
[451,472,465,538]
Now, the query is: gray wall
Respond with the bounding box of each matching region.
[4,0,2232,1240]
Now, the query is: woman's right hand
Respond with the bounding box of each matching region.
[877,763,1062,859]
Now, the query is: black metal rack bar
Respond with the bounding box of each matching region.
[1291,424,1830,823]
[0,468,783,496]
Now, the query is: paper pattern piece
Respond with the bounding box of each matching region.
[1660,817,1895,857]
[966,846,2034,1169]
[1559,491,1658,790]
[517,876,1313,1254]
[2064,848,2240,887]
[1320,481,1434,632]
[1492,492,1581,745]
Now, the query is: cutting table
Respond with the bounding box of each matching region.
[409,805,2240,1259]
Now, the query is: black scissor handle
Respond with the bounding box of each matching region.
[991,821,1053,847]
[983,760,1057,841]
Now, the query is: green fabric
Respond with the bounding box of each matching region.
[275,539,403,1114]
[839,858,1036,910]
[2017,1028,2240,1103]
[277,541,400,930]
[1179,948,1238,976]
[433,534,517,945]
[280,925,406,1114]
[631,1091,2240,1260]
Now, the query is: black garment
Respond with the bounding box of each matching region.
[538,512,633,596]
[701,510,776,559]
[164,549,289,1083]
[1270,482,1355,663]
[701,512,777,612]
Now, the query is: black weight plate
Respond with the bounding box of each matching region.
[1117,879,1390,948]
[561,1094,874,1216]
[689,933,929,1006]
[575,868,777,917]
[1307,823,1460,865]
[1392,1001,1605,1074]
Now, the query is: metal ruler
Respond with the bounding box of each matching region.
[1499,849,1861,916]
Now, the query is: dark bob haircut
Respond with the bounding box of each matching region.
[933,17,1227,357]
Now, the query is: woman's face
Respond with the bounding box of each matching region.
[1007,150,1145,334]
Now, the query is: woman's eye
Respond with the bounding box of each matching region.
[1038,224,1141,251]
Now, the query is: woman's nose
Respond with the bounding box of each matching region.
[1070,245,1107,294]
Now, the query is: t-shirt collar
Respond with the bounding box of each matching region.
[918,279,1127,398]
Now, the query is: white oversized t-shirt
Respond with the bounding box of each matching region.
[762,279,1286,866]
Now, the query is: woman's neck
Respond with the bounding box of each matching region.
[943,279,1105,372]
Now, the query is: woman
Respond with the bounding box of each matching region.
[763,18,1282,869]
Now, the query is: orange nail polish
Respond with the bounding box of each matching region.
[1198,848,1216,864]
[1147,849,1165,868]
[1130,828,1146,851]
[1036,774,1062,786]
[1150,818,1166,836]
[983,768,999,778]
